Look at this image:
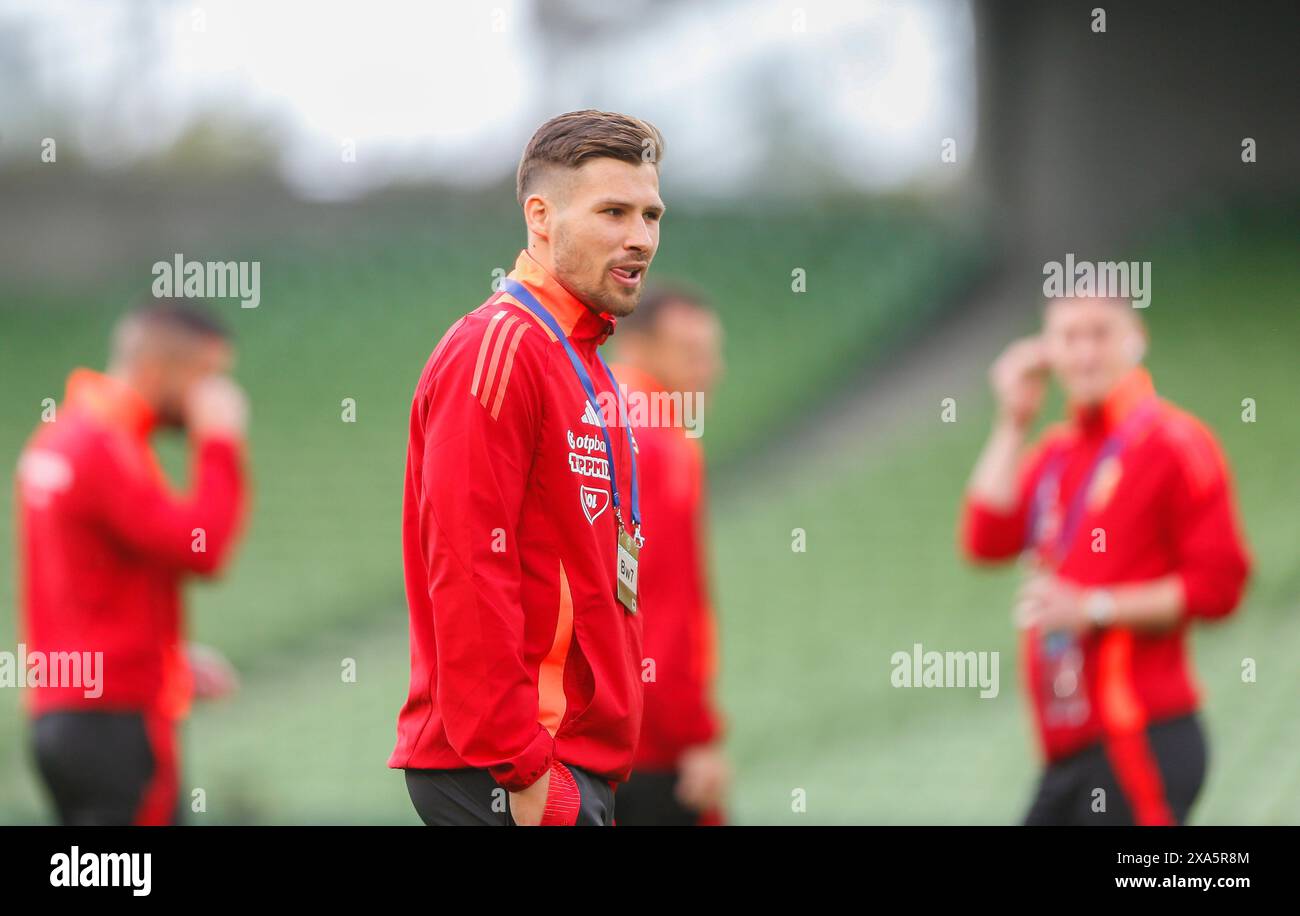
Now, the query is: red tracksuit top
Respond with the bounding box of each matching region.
[16,369,246,719]
[389,250,645,792]
[612,364,722,770]
[961,367,1251,762]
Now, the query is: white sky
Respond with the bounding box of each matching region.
[1,0,975,199]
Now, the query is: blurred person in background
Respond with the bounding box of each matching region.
[16,299,247,825]
[610,284,728,826]
[960,294,1250,825]
[390,110,664,826]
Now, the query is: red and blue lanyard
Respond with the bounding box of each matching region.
[1025,396,1159,565]
[1025,398,1158,656]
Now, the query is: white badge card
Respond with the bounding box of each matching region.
[616,528,639,614]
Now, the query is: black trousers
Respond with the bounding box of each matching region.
[614,770,702,826]
[405,765,615,826]
[31,710,176,826]
[1023,713,1208,825]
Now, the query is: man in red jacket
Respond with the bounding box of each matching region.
[390,110,665,826]
[17,299,247,825]
[961,294,1250,825]
[608,285,728,826]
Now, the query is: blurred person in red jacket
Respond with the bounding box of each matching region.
[960,294,1250,825]
[610,283,728,826]
[16,298,247,825]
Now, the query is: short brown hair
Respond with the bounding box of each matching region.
[516,109,665,206]
[111,297,231,365]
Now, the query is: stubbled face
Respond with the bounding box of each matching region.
[148,338,233,428]
[646,302,724,396]
[548,158,663,317]
[1043,297,1145,406]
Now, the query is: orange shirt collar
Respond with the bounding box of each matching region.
[1071,366,1156,433]
[506,250,616,343]
[65,368,157,439]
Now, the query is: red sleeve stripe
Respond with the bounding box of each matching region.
[490,322,531,420]
[477,314,520,409]
[470,309,509,399]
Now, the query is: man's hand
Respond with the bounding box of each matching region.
[1015,574,1088,635]
[1018,574,1187,635]
[188,642,239,701]
[675,744,730,813]
[187,375,248,440]
[508,768,551,827]
[990,336,1048,429]
[967,336,1047,510]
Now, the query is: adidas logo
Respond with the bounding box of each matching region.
[580,401,601,426]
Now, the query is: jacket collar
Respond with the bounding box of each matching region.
[65,368,157,440]
[1071,365,1156,435]
[505,250,616,345]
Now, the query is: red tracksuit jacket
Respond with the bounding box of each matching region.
[612,364,722,771]
[961,368,1251,767]
[389,250,645,791]
[16,369,246,719]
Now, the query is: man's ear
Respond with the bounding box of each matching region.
[522,193,551,241]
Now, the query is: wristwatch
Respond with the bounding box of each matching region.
[1084,589,1117,628]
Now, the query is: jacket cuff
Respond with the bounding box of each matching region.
[680,708,722,749]
[195,432,246,456]
[961,496,1024,560]
[538,762,581,827]
[488,726,555,792]
[1177,568,1245,621]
